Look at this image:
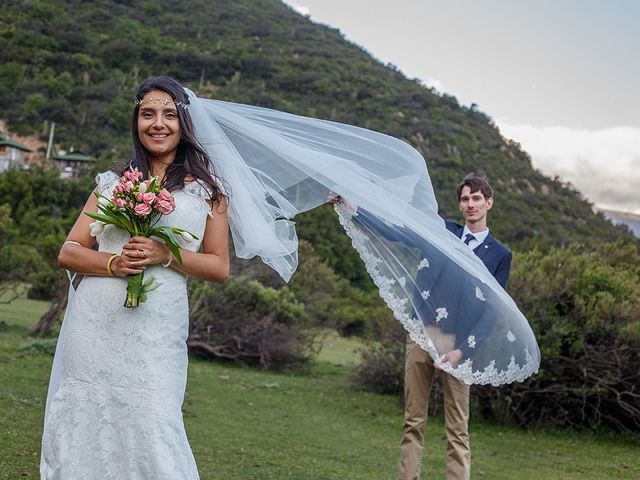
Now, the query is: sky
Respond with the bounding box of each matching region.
[282,0,640,214]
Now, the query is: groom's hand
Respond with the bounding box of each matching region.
[435,349,464,369]
[327,192,357,215]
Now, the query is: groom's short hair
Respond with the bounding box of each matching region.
[456,174,493,202]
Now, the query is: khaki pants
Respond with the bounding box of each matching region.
[399,337,470,480]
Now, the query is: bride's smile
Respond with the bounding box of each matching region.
[137,90,181,162]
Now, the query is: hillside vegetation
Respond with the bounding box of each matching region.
[1,0,633,277]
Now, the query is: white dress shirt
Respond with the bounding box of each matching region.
[461,225,489,250]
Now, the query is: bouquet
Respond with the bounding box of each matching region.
[86,168,198,308]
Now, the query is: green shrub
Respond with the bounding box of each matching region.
[349,321,405,395]
[188,276,315,371]
[483,241,640,432]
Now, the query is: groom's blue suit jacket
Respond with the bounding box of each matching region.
[353,209,512,359]
[444,221,511,289]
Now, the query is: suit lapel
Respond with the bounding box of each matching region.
[473,234,494,261]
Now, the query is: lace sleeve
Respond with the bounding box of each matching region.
[95,171,120,196]
[183,177,226,207]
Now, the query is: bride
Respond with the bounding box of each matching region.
[41,75,539,478]
[40,76,229,479]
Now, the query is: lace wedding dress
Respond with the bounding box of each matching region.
[40,171,211,479]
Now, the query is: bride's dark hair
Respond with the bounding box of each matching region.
[127,75,225,202]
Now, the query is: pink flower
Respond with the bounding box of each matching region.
[114,198,126,209]
[124,169,143,181]
[142,192,157,205]
[158,189,172,202]
[155,199,174,214]
[134,203,152,216]
[135,192,144,202]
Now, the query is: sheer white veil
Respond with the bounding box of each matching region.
[185,90,540,386]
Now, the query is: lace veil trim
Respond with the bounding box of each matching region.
[335,205,539,386]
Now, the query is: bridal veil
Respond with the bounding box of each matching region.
[185,91,539,385]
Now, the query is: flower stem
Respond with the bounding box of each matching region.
[124,271,145,308]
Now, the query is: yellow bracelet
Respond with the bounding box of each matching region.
[106,254,118,277]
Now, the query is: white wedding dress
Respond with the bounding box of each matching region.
[40,171,211,479]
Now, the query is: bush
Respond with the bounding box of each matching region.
[349,321,405,395]
[230,239,395,338]
[0,169,89,300]
[485,241,640,432]
[187,276,316,371]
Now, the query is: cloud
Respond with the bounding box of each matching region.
[496,122,640,214]
[282,1,311,16]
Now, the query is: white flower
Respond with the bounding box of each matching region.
[398,276,406,287]
[142,276,161,292]
[180,231,194,243]
[475,286,486,301]
[89,221,105,237]
[138,182,148,194]
[98,197,111,207]
[421,290,431,300]
[467,335,476,349]
[435,307,448,322]
[417,258,430,270]
[507,330,516,342]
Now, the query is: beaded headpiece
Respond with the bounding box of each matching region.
[135,96,190,110]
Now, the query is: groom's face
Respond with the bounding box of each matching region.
[458,186,493,225]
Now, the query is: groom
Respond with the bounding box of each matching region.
[399,174,511,480]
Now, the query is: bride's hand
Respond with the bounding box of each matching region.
[121,236,171,269]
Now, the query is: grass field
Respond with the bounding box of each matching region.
[1,298,638,479]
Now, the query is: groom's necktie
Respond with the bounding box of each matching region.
[464,233,475,245]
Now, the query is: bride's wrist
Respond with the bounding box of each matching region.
[106,254,119,276]
[162,248,172,268]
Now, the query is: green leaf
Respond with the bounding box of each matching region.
[149,227,183,264]
[109,209,134,232]
[84,211,122,228]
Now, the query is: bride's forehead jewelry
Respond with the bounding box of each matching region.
[135,97,190,110]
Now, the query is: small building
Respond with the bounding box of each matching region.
[0,137,33,172]
[52,149,96,179]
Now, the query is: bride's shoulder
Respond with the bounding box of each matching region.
[183,175,226,197]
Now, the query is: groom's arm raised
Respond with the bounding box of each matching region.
[330,195,426,249]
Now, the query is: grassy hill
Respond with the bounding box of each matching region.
[0,0,634,284]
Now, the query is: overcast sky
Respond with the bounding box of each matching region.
[282,0,640,214]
